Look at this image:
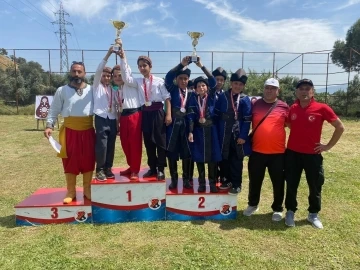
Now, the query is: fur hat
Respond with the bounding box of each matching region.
[176,67,191,77]
[230,68,247,84]
[212,67,227,79]
[193,76,209,88]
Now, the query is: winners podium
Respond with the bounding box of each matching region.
[15,188,92,226]
[14,168,237,226]
[91,168,166,223]
[166,179,237,221]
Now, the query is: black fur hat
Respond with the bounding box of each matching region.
[193,76,209,88]
[230,68,247,84]
[212,67,227,79]
[176,67,191,77]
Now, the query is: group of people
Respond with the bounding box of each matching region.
[44,42,345,229]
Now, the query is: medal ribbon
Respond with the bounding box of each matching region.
[143,75,153,103]
[230,91,240,117]
[104,84,113,111]
[116,85,123,110]
[197,94,208,119]
[179,88,188,110]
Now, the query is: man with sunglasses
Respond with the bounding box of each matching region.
[284,79,345,229]
[93,47,117,181]
[44,61,95,204]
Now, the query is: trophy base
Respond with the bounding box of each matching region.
[189,55,199,63]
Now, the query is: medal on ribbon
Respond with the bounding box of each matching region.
[143,75,153,106]
[179,88,188,113]
[197,94,207,124]
[230,91,240,120]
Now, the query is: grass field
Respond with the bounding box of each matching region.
[0,115,359,270]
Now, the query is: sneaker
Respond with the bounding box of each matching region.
[130,173,139,180]
[104,168,115,179]
[243,205,259,216]
[219,181,232,190]
[228,187,241,195]
[95,170,106,181]
[307,213,324,229]
[272,211,283,222]
[285,210,295,227]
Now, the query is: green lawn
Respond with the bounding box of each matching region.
[0,115,359,270]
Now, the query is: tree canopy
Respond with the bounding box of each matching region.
[331,19,360,72]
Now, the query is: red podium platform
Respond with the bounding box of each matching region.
[15,188,92,226]
[165,179,237,221]
[91,168,166,223]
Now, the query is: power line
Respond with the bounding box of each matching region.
[42,1,57,15]
[71,25,81,51]
[1,0,54,33]
[21,0,54,22]
[46,0,57,10]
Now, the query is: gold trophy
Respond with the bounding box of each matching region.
[110,20,127,52]
[187,31,204,63]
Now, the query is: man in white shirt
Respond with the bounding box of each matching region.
[113,54,143,180]
[119,48,171,180]
[93,48,117,181]
[44,61,95,204]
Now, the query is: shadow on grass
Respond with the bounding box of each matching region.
[190,220,206,226]
[23,129,43,132]
[0,215,16,228]
[210,212,311,231]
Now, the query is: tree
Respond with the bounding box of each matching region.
[331,19,360,72]
[278,75,299,105]
[9,55,27,65]
[0,48,7,56]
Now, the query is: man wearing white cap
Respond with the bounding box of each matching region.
[243,78,289,221]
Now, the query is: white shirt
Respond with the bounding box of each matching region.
[93,60,117,119]
[116,61,142,109]
[120,58,170,105]
[46,84,93,127]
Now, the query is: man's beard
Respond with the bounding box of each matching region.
[69,76,85,84]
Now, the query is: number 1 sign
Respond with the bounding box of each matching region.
[91,178,166,224]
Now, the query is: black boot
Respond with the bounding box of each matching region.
[182,158,192,189]
[189,159,195,183]
[197,162,206,193]
[168,158,178,189]
[208,162,218,193]
[157,166,165,181]
[143,168,157,178]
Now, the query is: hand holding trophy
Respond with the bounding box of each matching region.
[187,31,204,63]
[110,20,127,52]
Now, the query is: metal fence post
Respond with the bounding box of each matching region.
[241,52,244,69]
[48,50,52,93]
[13,49,19,114]
[346,48,352,116]
[301,54,304,79]
[325,53,329,103]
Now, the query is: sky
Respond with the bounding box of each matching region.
[0,0,359,91]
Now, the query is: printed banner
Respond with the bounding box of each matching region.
[34,95,53,119]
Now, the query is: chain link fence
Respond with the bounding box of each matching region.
[0,48,359,116]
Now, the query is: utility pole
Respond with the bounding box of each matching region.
[52,1,72,73]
